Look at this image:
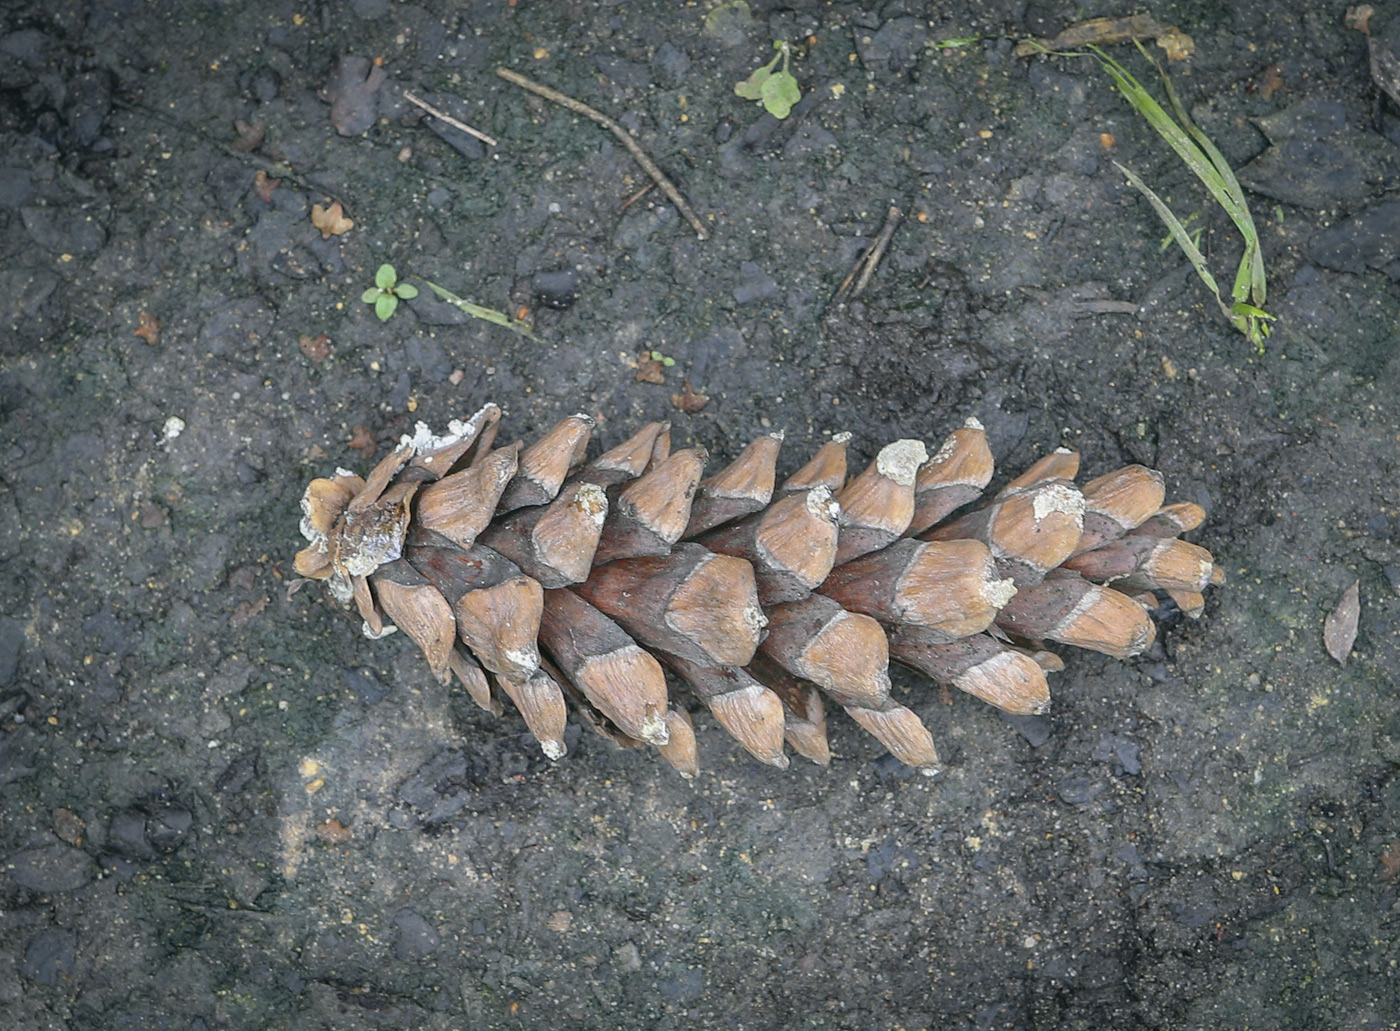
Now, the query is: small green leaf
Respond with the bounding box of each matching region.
[761,71,801,118]
[362,288,383,304]
[395,282,418,300]
[734,66,771,100]
[1230,302,1275,322]
[375,264,397,290]
[375,293,398,321]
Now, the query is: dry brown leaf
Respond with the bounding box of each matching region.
[670,379,710,414]
[545,910,573,932]
[1156,27,1195,62]
[134,311,161,345]
[1380,842,1400,882]
[253,169,281,203]
[1256,64,1285,100]
[1346,5,1376,35]
[348,425,376,458]
[1015,15,1195,61]
[231,118,265,153]
[311,200,354,239]
[315,818,354,844]
[231,594,269,626]
[299,333,332,363]
[635,350,667,384]
[1323,579,1360,666]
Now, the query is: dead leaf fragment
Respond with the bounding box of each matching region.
[135,311,161,345]
[1156,27,1195,62]
[1380,842,1400,882]
[231,594,270,626]
[1323,579,1360,666]
[315,818,354,845]
[1256,64,1285,101]
[137,500,169,528]
[253,169,281,203]
[670,379,710,414]
[311,200,354,239]
[1346,5,1375,35]
[348,425,376,458]
[299,333,332,362]
[635,350,667,384]
[231,118,265,153]
[1015,15,1195,61]
[545,910,573,932]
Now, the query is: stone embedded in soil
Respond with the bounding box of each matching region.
[733,260,779,304]
[392,907,442,960]
[5,845,96,892]
[322,55,386,137]
[1307,200,1400,280]
[1239,98,1400,210]
[532,268,580,309]
[21,927,77,986]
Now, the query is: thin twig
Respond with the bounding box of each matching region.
[494,66,709,240]
[402,90,498,146]
[619,182,656,213]
[833,205,903,303]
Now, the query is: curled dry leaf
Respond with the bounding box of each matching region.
[231,118,265,152]
[1014,14,1195,61]
[635,350,667,384]
[1380,842,1400,882]
[253,169,281,203]
[1346,5,1375,35]
[311,200,354,239]
[315,818,354,844]
[671,379,710,414]
[299,333,332,363]
[1257,64,1285,100]
[348,425,376,458]
[134,311,161,345]
[1323,579,1360,666]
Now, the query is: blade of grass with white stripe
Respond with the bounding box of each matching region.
[1152,49,1266,306]
[1092,44,1272,351]
[1113,160,1224,302]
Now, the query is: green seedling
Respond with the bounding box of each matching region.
[1091,43,1273,352]
[1158,212,1203,253]
[422,280,542,343]
[361,264,418,321]
[649,350,676,367]
[735,41,801,119]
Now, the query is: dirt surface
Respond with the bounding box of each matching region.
[2,0,1399,1028]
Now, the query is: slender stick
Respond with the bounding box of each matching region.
[494,66,709,240]
[833,205,903,302]
[402,90,498,146]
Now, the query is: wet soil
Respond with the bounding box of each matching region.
[2,1,1399,1029]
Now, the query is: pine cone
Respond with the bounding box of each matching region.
[294,404,1222,776]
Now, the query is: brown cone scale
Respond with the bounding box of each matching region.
[296,409,1220,774]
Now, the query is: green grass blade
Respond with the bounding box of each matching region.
[1093,49,1250,244]
[1148,47,1266,306]
[1114,160,1228,312]
[423,280,543,343]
